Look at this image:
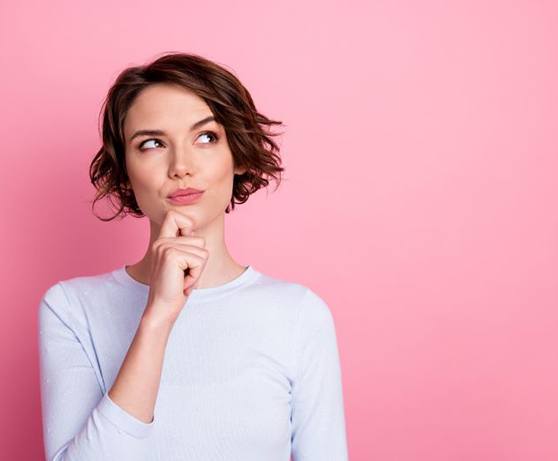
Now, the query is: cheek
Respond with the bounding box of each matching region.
[204,160,236,205]
[128,173,153,202]
[126,162,162,209]
[135,170,157,188]
[127,157,158,189]
[207,156,235,184]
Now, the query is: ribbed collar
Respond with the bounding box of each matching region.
[111,264,260,303]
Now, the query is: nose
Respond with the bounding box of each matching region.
[168,144,195,179]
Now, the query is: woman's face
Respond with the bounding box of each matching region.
[123,83,245,232]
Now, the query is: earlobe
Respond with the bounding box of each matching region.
[234,166,247,176]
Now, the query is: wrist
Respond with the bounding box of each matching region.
[140,309,175,334]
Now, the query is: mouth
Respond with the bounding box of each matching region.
[167,191,204,205]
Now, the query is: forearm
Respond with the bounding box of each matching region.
[108,309,174,423]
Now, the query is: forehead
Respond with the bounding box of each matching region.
[123,83,213,136]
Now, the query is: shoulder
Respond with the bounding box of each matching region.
[40,269,115,304]
[296,287,335,336]
[37,269,117,328]
[250,271,308,301]
[251,269,333,326]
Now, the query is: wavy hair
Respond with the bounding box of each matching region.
[89,52,285,221]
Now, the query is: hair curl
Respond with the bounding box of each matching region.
[89,51,285,221]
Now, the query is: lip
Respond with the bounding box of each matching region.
[167,191,204,205]
[168,187,204,198]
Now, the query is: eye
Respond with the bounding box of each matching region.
[137,131,219,151]
[197,131,219,144]
[138,138,164,151]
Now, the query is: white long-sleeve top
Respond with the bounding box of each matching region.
[38,264,348,460]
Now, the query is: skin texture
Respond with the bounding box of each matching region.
[122,82,248,289]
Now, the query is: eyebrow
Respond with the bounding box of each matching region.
[128,115,216,142]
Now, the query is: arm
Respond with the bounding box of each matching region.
[290,289,349,461]
[38,282,171,461]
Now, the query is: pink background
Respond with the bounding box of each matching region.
[1,0,557,459]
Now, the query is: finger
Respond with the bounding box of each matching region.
[163,243,208,259]
[158,210,195,239]
[174,235,206,248]
[177,253,206,289]
[156,235,206,249]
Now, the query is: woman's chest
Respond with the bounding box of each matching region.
[100,308,295,459]
[151,334,294,460]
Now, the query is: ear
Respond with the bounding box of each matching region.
[234,165,247,175]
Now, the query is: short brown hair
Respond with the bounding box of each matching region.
[89,52,285,221]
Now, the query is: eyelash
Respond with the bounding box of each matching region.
[138,131,220,151]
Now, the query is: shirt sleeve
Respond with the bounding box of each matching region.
[290,288,349,460]
[38,282,156,461]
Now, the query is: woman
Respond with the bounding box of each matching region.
[38,52,348,461]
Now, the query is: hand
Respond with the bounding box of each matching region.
[142,210,209,326]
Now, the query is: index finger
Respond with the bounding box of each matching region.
[158,210,196,239]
